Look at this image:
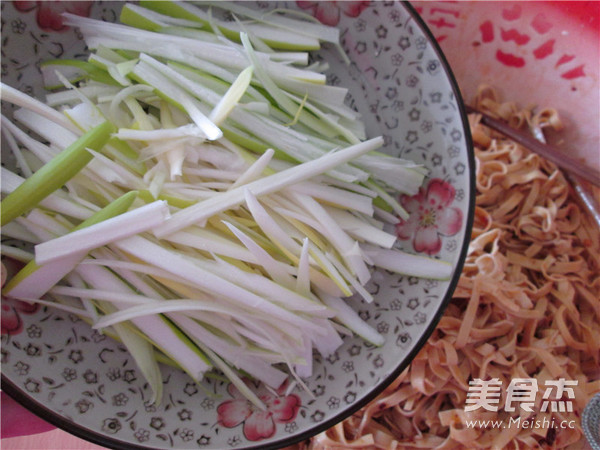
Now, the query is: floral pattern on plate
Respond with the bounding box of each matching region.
[296,1,370,26]
[396,178,463,255]
[0,1,473,448]
[12,0,93,32]
[217,380,301,441]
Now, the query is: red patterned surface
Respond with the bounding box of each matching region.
[413,1,599,168]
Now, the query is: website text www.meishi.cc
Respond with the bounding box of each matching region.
[465,415,577,430]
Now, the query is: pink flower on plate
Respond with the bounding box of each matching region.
[396,178,463,255]
[13,1,93,32]
[1,259,39,336]
[296,1,370,26]
[1,297,39,336]
[217,379,301,441]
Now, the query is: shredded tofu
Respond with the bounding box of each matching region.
[294,86,600,449]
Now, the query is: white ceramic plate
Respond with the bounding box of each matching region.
[0,2,474,448]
